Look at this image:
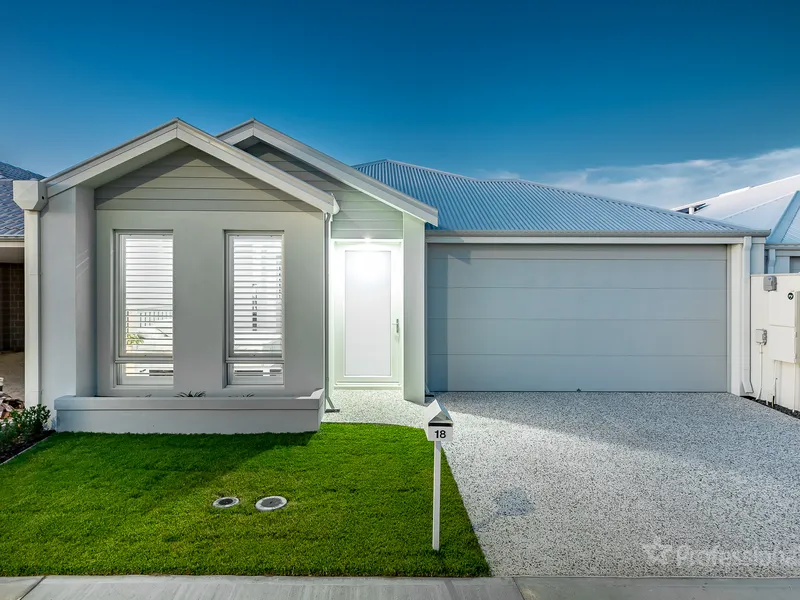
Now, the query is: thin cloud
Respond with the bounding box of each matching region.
[543,147,800,208]
[475,169,521,180]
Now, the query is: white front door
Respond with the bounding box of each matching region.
[334,243,402,386]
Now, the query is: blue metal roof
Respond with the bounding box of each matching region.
[354,159,762,235]
[0,162,44,238]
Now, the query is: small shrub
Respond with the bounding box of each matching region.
[176,391,206,397]
[0,405,51,454]
[14,406,51,443]
[0,422,18,455]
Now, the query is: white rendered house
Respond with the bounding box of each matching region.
[14,119,767,433]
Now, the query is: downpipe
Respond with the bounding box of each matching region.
[741,237,754,395]
[323,207,339,413]
[767,248,776,274]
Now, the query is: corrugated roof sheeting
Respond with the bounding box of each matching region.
[770,192,800,245]
[677,173,800,245]
[355,160,756,234]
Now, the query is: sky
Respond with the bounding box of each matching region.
[1,0,799,208]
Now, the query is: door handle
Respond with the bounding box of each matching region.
[395,319,400,334]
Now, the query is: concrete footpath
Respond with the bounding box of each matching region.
[3,576,800,600]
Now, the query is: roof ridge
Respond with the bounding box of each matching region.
[718,171,800,196]
[350,158,393,169]
[357,159,753,233]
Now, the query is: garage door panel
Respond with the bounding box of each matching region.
[427,317,726,357]
[428,354,727,392]
[426,244,728,392]
[428,287,726,321]
[428,257,726,290]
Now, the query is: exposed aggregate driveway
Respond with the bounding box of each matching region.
[327,391,800,577]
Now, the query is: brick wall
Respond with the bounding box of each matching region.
[0,263,25,351]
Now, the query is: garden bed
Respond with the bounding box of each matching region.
[0,429,53,464]
[0,405,51,464]
[0,424,488,577]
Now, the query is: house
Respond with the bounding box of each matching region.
[0,162,43,353]
[674,173,800,273]
[13,119,769,434]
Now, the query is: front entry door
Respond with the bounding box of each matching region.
[334,243,401,386]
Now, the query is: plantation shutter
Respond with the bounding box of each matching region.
[229,234,283,360]
[120,234,173,358]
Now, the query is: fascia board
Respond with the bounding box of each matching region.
[45,120,182,188]
[175,126,335,213]
[219,121,438,225]
[218,123,256,147]
[47,127,181,197]
[42,119,336,213]
[426,232,760,245]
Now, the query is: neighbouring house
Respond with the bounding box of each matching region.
[674,173,800,273]
[1,162,43,353]
[13,119,769,434]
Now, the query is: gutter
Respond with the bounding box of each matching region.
[0,236,24,244]
[425,229,773,238]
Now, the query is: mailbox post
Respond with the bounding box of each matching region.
[424,399,453,551]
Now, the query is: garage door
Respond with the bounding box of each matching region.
[427,244,728,392]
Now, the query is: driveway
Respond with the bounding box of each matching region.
[326,391,800,577]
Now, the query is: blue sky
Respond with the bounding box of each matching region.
[2,0,799,207]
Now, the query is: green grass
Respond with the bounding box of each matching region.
[0,423,488,577]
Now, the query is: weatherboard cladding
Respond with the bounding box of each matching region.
[354,159,755,234]
[245,142,403,239]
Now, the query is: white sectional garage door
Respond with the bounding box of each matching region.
[427,244,728,392]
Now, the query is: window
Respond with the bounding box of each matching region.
[226,233,284,385]
[116,233,173,386]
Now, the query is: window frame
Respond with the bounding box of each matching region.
[225,231,285,387]
[114,230,174,387]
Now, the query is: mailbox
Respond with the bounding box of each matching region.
[425,399,453,442]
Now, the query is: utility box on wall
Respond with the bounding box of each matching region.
[768,290,800,363]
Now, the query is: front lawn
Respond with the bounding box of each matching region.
[0,424,488,576]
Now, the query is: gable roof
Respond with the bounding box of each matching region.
[38,119,337,213]
[354,160,765,237]
[1,162,44,238]
[217,120,437,225]
[673,173,800,245]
